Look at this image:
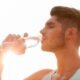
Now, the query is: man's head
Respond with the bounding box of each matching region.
[50,6,80,32]
[40,6,80,52]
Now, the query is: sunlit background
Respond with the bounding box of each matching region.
[0,0,80,80]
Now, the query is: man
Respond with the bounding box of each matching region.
[3,6,80,80]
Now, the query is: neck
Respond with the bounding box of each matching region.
[54,46,80,79]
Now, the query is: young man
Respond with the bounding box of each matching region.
[24,6,80,80]
[2,6,80,80]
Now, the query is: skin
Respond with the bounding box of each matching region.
[25,15,80,80]
[0,34,26,79]
[2,34,26,55]
[0,45,6,79]
[0,53,3,79]
[25,15,66,79]
[24,69,52,80]
[1,15,80,80]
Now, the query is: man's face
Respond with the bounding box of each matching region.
[40,16,65,52]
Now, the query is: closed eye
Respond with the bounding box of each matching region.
[49,26,54,28]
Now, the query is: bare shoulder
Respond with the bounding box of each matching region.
[24,69,53,80]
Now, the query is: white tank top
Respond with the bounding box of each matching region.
[42,69,80,80]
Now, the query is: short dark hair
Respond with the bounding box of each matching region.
[50,6,80,32]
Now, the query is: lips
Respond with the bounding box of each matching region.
[41,36,47,43]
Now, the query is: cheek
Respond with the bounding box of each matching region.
[48,30,64,44]
[47,30,58,41]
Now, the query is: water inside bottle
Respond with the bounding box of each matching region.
[23,36,41,48]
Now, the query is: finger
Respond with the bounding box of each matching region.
[11,34,22,41]
[18,38,25,43]
[23,33,28,38]
[17,34,21,38]
[2,34,13,43]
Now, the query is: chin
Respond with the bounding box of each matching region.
[41,45,51,52]
[41,44,57,53]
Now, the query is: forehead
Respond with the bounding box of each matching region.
[46,16,61,26]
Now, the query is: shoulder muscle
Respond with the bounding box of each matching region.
[24,69,52,80]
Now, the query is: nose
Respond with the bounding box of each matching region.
[40,29,42,34]
[40,28,46,35]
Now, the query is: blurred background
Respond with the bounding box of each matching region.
[0,0,80,80]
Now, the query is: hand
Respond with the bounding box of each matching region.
[1,34,27,54]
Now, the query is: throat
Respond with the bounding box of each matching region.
[56,54,80,79]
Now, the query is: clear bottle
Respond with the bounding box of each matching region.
[2,33,41,48]
[23,35,41,48]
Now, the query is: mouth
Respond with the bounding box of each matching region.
[41,36,47,43]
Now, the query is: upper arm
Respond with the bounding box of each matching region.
[24,69,52,80]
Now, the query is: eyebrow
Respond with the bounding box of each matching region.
[46,22,55,25]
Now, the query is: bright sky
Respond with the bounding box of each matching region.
[0,0,80,80]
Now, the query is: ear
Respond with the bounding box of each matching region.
[65,28,77,40]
